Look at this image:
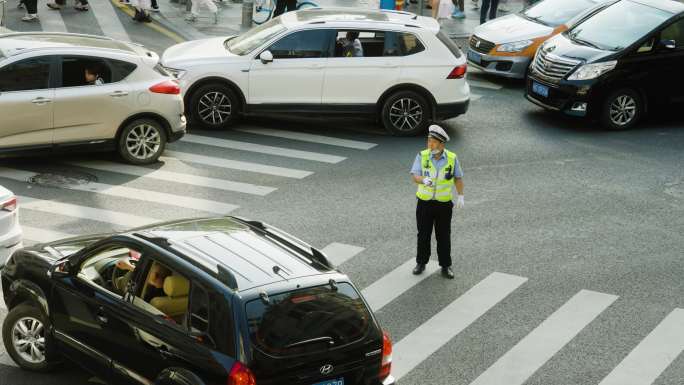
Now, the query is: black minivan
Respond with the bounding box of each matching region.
[525,0,684,129]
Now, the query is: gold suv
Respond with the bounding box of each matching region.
[0,33,186,164]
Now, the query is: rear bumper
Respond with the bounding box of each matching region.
[168,115,187,143]
[435,100,469,120]
[0,224,22,267]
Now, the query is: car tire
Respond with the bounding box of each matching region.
[381,90,432,136]
[189,84,240,129]
[2,303,58,372]
[601,88,643,130]
[118,118,167,165]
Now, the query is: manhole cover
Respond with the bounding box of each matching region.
[28,170,97,188]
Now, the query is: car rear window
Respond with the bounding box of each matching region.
[437,30,462,58]
[245,282,371,356]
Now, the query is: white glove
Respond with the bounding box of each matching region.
[422,177,433,187]
[456,195,464,209]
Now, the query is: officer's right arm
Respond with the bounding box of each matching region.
[410,154,425,184]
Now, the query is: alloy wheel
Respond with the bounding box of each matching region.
[12,317,46,364]
[609,95,637,127]
[125,124,161,161]
[198,91,232,125]
[389,98,423,132]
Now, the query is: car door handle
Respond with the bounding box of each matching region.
[95,307,108,324]
[31,97,52,105]
[157,346,175,359]
[109,91,129,97]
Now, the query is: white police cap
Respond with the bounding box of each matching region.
[428,124,450,143]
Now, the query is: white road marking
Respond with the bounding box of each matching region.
[66,160,277,196]
[0,167,238,215]
[469,290,619,385]
[393,272,528,380]
[19,196,158,228]
[38,7,68,32]
[162,151,313,179]
[236,128,378,150]
[320,242,365,266]
[181,134,347,164]
[598,308,684,385]
[471,93,483,101]
[468,79,503,90]
[362,259,441,311]
[22,225,75,243]
[87,0,131,42]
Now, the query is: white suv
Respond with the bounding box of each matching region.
[0,33,187,164]
[161,8,470,136]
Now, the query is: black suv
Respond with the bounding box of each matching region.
[1,217,395,385]
[525,0,684,130]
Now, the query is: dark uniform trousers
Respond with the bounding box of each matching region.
[416,198,453,267]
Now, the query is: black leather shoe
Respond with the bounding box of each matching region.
[413,263,426,275]
[441,267,455,279]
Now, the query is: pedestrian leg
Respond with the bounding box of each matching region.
[433,201,453,267]
[479,0,489,23]
[22,0,39,19]
[416,199,435,265]
[273,0,286,16]
[488,0,499,20]
[285,0,296,12]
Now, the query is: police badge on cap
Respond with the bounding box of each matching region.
[428,125,450,143]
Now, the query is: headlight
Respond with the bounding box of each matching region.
[567,61,617,81]
[164,67,187,80]
[496,40,534,53]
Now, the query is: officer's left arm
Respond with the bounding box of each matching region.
[453,158,464,195]
[455,177,464,195]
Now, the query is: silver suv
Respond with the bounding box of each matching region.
[0,33,186,164]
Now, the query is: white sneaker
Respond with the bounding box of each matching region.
[21,13,39,21]
[185,13,197,21]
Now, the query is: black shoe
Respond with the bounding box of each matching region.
[441,267,454,279]
[413,263,426,275]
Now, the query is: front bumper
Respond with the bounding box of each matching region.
[467,49,531,79]
[0,224,22,267]
[435,100,469,121]
[525,75,599,118]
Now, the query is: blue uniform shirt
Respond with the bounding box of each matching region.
[410,151,463,178]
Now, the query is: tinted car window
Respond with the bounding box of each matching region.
[0,57,51,92]
[226,18,286,55]
[661,19,684,48]
[522,0,598,27]
[399,32,426,56]
[189,284,210,333]
[269,29,333,59]
[108,59,137,82]
[61,57,112,87]
[437,30,463,58]
[245,283,371,356]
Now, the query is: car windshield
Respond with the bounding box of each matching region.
[245,283,371,356]
[224,18,287,55]
[566,0,671,51]
[522,0,598,27]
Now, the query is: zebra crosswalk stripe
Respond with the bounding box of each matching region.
[0,167,238,215]
[22,225,74,243]
[392,272,528,380]
[469,290,618,385]
[598,308,684,385]
[362,259,441,311]
[236,128,378,150]
[38,7,68,32]
[19,196,158,228]
[66,160,277,196]
[162,151,313,179]
[320,243,365,266]
[87,0,130,42]
[182,134,347,164]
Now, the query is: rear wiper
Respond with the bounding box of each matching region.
[285,336,335,349]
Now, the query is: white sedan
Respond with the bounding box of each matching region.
[0,186,21,266]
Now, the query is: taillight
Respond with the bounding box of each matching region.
[379,330,392,380]
[447,64,467,79]
[227,362,256,385]
[1,197,17,212]
[149,80,181,95]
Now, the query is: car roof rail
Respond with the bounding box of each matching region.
[134,232,171,247]
[0,31,115,40]
[217,265,239,290]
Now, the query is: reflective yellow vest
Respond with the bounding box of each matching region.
[416,149,457,202]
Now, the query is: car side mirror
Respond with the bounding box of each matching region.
[659,39,676,50]
[260,50,274,64]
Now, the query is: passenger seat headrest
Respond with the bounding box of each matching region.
[163,275,190,298]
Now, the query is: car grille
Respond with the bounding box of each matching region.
[469,35,495,54]
[531,48,580,83]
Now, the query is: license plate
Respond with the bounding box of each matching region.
[467,50,482,65]
[532,82,549,98]
[313,378,344,385]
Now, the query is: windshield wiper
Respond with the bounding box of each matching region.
[285,336,335,349]
[521,13,552,26]
[569,33,603,50]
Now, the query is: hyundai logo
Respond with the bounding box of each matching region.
[320,364,334,375]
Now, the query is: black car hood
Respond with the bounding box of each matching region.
[544,33,615,63]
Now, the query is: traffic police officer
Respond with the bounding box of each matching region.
[409,125,464,279]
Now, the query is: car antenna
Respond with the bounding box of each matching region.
[329,279,338,292]
[272,265,289,281]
